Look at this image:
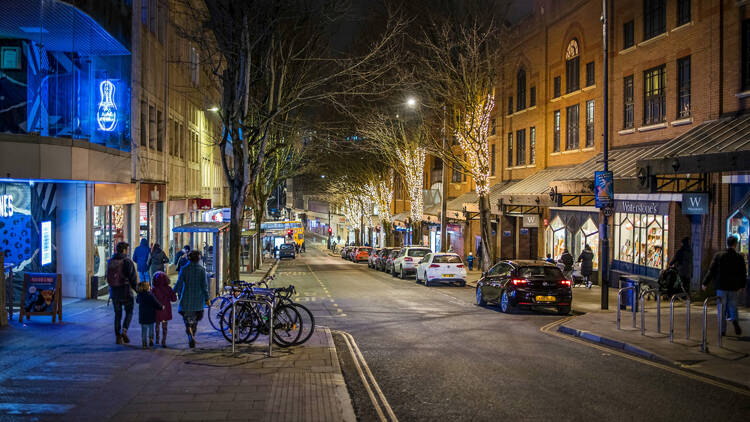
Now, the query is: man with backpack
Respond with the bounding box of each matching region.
[702,236,746,336]
[107,241,138,344]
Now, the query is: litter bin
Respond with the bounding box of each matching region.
[619,277,639,311]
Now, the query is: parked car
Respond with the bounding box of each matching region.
[348,247,360,261]
[416,253,467,287]
[354,247,372,263]
[340,246,351,259]
[375,248,395,271]
[368,249,382,268]
[475,260,572,315]
[385,249,401,274]
[391,247,432,279]
[278,243,296,260]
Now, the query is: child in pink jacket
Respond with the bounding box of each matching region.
[152,271,177,347]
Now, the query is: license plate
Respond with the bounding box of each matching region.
[535,295,556,302]
[442,274,452,278]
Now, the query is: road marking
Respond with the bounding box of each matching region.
[333,329,398,422]
[540,316,750,397]
[306,262,347,319]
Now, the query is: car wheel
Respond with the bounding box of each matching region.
[424,277,430,287]
[391,266,397,277]
[459,281,466,288]
[500,290,514,314]
[475,287,486,306]
[399,267,405,279]
[557,306,571,315]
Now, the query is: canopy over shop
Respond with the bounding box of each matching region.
[172,222,229,296]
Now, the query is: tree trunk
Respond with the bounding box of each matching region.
[478,194,493,272]
[382,220,393,247]
[412,221,423,246]
[229,189,244,282]
[255,210,264,270]
[354,228,360,245]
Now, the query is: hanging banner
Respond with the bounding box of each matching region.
[594,171,614,209]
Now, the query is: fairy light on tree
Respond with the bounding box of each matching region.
[454,94,494,196]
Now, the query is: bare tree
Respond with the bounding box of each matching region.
[173,0,405,279]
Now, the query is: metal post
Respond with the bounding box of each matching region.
[600,0,610,310]
[616,286,635,330]
[669,293,689,343]
[440,104,448,253]
[701,296,722,353]
[231,299,237,354]
[640,292,646,335]
[267,298,274,358]
[686,296,691,340]
[656,291,661,333]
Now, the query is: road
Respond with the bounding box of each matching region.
[274,246,750,421]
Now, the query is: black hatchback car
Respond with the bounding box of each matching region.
[475,260,572,315]
[278,243,296,259]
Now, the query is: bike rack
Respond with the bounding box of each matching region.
[231,296,274,357]
[617,286,637,330]
[701,296,722,353]
[639,288,661,335]
[669,293,690,343]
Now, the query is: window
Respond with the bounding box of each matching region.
[565,39,580,93]
[491,118,496,136]
[585,100,595,147]
[141,0,148,25]
[677,0,691,26]
[507,133,513,166]
[530,86,536,107]
[529,127,536,164]
[463,154,467,182]
[190,46,200,86]
[566,104,580,150]
[624,75,634,128]
[157,110,164,152]
[677,56,691,118]
[517,69,526,111]
[507,96,513,115]
[743,20,750,91]
[140,101,148,147]
[614,212,669,270]
[149,0,157,34]
[491,144,496,176]
[149,105,156,150]
[553,111,561,152]
[553,76,561,98]
[623,20,635,49]
[643,0,666,41]
[516,129,526,166]
[643,65,666,125]
[586,62,595,87]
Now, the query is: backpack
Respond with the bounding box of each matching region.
[106,257,127,287]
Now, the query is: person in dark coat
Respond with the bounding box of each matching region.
[559,248,574,280]
[136,281,164,349]
[147,243,170,280]
[152,271,177,347]
[577,245,595,288]
[132,238,150,282]
[107,242,138,345]
[174,245,190,272]
[173,251,210,348]
[702,236,746,336]
[669,237,693,294]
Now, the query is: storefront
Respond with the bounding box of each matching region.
[138,183,165,246]
[612,200,670,278]
[545,209,599,269]
[93,183,136,297]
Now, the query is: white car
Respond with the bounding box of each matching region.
[391,247,432,279]
[416,253,467,287]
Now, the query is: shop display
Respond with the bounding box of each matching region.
[614,212,669,270]
[575,218,599,270]
[546,216,568,260]
[727,211,749,257]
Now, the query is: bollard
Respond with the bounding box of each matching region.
[669,293,690,343]
[639,288,660,335]
[701,296,722,353]
[617,286,637,330]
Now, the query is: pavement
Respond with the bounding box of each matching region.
[0,261,355,422]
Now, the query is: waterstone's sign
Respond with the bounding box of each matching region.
[614,200,670,215]
[682,193,709,215]
[0,193,13,217]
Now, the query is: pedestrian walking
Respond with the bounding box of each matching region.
[174,245,190,272]
[301,240,306,253]
[136,281,163,348]
[577,245,594,288]
[702,236,746,336]
[560,248,574,282]
[466,252,475,271]
[132,238,150,282]
[669,237,693,294]
[173,250,210,348]
[106,241,138,345]
[545,254,556,264]
[147,243,169,281]
[152,271,177,348]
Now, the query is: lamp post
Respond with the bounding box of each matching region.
[440,105,448,252]
[601,0,610,310]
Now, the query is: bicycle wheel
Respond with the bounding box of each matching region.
[208,296,230,331]
[271,304,303,347]
[220,302,260,344]
[290,303,315,346]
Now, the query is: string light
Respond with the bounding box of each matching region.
[396,146,426,223]
[454,94,494,195]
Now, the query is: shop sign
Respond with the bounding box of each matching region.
[522,214,539,228]
[594,171,614,208]
[0,193,13,217]
[615,200,670,215]
[96,79,118,132]
[520,228,529,235]
[20,273,62,323]
[41,221,52,266]
[682,193,709,215]
[503,230,512,237]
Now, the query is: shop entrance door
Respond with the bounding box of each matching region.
[517,226,538,260]
[93,205,130,298]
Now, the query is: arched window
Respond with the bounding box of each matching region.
[516,68,526,111]
[565,39,580,93]
[545,216,570,260]
[575,218,599,270]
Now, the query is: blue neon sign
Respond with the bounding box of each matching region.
[41,221,52,266]
[96,79,118,132]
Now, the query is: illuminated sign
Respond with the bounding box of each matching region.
[96,79,118,131]
[41,221,52,265]
[0,193,13,217]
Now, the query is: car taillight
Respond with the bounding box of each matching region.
[404,257,413,262]
[456,264,464,268]
[511,278,528,285]
[429,264,440,268]
[560,280,571,286]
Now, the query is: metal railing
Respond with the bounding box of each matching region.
[669,293,690,343]
[617,286,637,330]
[701,296,723,353]
[639,288,661,335]
[231,297,274,357]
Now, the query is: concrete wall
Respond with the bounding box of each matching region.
[57,183,89,298]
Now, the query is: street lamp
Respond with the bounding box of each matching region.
[406,97,417,108]
[208,106,219,112]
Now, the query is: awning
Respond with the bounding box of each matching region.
[173,222,230,233]
[488,181,517,214]
[496,167,576,206]
[447,191,478,212]
[637,114,750,175]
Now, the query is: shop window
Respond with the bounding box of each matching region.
[452,161,462,183]
[623,20,634,49]
[614,212,669,270]
[517,69,526,111]
[516,129,526,166]
[565,39,580,93]
[727,211,750,257]
[566,104,579,150]
[575,218,599,270]
[643,0,666,41]
[545,216,570,260]
[529,127,536,164]
[624,75,634,128]
[585,100,595,147]
[677,56,691,118]
[553,111,561,152]
[643,65,666,125]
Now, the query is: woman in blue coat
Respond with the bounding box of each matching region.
[173,250,210,348]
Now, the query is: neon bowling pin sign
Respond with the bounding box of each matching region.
[97,79,118,132]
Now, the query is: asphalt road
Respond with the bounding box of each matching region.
[274,246,750,421]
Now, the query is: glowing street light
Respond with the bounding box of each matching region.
[406,97,417,108]
[208,106,219,112]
